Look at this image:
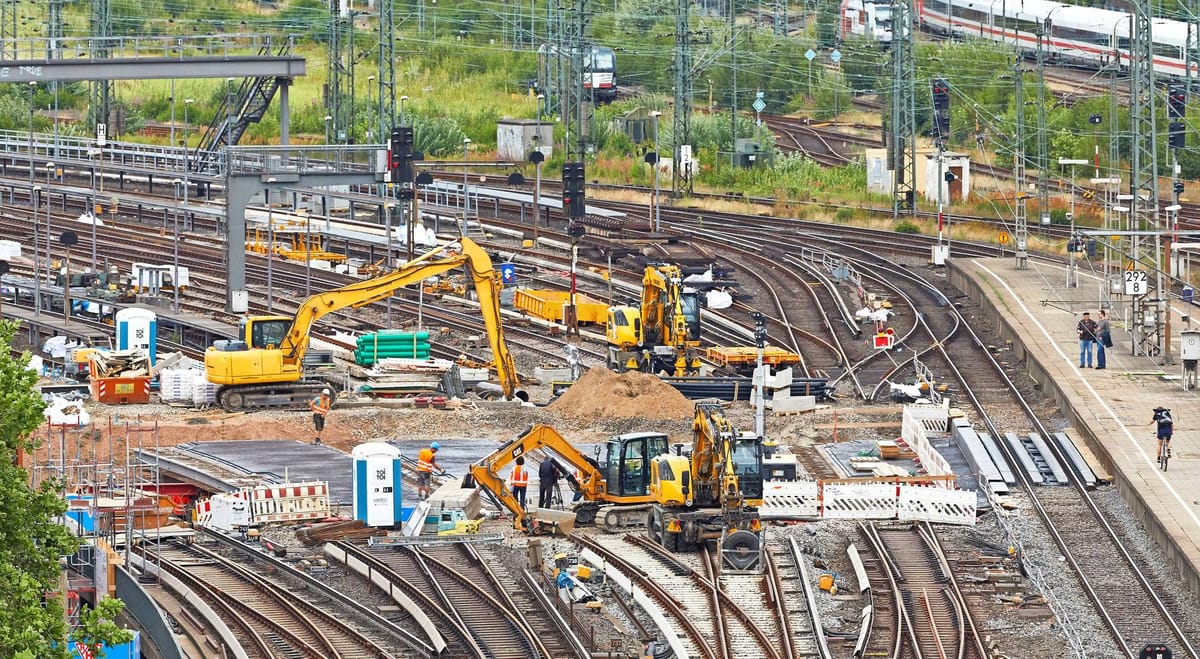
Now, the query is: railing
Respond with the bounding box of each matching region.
[0,129,213,177]
[227,145,386,176]
[0,34,296,62]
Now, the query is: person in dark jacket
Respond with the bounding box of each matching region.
[1076,312,1098,368]
[538,458,567,509]
[1095,310,1111,369]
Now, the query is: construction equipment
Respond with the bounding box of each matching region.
[605,263,702,376]
[466,404,764,570]
[204,238,522,411]
[647,402,765,570]
[465,424,677,532]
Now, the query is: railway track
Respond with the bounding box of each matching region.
[335,541,570,659]
[861,522,987,659]
[145,540,401,659]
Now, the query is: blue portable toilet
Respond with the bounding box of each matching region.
[352,442,404,527]
[115,307,157,365]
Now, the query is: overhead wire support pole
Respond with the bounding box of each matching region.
[90,0,112,129]
[1130,0,1164,360]
[1036,28,1049,239]
[889,0,915,219]
[1013,57,1028,270]
[675,0,694,198]
[378,0,396,140]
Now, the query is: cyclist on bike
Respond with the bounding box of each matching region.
[1151,406,1174,459]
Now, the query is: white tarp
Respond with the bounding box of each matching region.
[44,396,90,427]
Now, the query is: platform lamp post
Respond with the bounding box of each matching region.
[172,178,182,312]
[31,186,40,317]
[45,163,56,288]
[649,111,662,233]
[367,76,376,143]
[59,230,77,326]
[183,98,193,229]
[1059,158,1089,289]
[462,137,471,218]
[324,115,333,145]
[384,201,394,328]
[400,95,409,126]
[28,81,36,187]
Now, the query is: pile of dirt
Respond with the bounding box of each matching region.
[548,367,695,420]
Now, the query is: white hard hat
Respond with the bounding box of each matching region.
[322,388,331,395]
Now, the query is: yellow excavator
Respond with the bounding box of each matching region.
[605,263,702,376]
[204,237,522,411]
[647,402,764,570]
[466,403,764,569]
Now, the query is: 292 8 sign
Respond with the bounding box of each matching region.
[1124,269,1149,296]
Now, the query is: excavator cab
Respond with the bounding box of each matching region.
[242,316,292,350]
[678,290,702,340]
[603,432,669,497]
[730,432,765,503]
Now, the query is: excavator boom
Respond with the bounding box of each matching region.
[205,237,520,409]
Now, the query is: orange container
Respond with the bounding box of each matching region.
[90,376,152,405]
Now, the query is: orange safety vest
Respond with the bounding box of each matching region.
[511,465,529,487]
[310,395,331,416]
[417,448,435,473]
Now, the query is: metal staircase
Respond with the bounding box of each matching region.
[191,39,292,173]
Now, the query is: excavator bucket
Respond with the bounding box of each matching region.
[533,508,577,536]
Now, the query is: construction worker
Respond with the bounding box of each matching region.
[310,389,333,444]
[509,456,529,509]
[538,458,567,509]
[416,442,442,501]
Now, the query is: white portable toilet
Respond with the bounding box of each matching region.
[115,307,157,365]
[352,442,403,527]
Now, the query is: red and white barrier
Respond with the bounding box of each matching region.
[194,482,330,530]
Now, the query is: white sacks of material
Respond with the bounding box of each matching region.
[191,373,219,408]
[159,369,194,403]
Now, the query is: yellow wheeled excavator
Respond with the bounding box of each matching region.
[605,263,702,376]
[204,237,522,411]
[466,402,764,570]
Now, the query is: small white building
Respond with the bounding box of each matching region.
[496,119,553,162]
[864,148,972,205]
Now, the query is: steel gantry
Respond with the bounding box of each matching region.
[1129,0,1165,359]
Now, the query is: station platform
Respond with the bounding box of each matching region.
[948,257,1200,596]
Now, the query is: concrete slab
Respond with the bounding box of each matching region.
[951,256,1200,597]
[175,440,357,505]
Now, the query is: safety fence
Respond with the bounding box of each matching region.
[760,478,976,526]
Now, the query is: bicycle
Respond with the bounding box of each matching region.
[1158,439,1171,472]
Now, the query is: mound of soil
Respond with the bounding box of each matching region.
[548,367,695,420]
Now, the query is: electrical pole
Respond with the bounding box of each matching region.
[889,0,915,219]
[90,0,112,129]
[378,0,396,141]
[1014,59,1028,269]
[729,0,738,170]
[328,0,355,144]
[1130,0,1165,360]
[0,0,16,59]
[561,0,590,161]
[1036,30,1049,237]
[675,0,694,197]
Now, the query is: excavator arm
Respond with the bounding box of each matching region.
[465,424,597,530]
[274,237,519,399]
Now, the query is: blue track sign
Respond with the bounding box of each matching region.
[805,49,816,61]
[499,263,516,284]
[1140,645,1172,659]
[830,49,842,64]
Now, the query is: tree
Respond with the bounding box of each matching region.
[0,321,132,658]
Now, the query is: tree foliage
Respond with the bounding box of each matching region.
[0,321,131,658]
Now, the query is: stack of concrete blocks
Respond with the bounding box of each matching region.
[756,366,817,413]
[422,478,483,534]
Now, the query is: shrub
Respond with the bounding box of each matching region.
[894,220,922,234]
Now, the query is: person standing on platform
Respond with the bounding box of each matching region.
[509,456,530,509]
[1076,312,1098,368]
[310,388,333,444]
[416,442,442,501]
[1095,310,1111,370]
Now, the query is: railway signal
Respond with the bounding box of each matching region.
[562,162,586,218]
[1168,121,1186,149]
[931,78,950,144]
[1167,84,1187,120]
[389,127,417,185]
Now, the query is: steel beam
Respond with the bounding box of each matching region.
[0,56,306,83]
